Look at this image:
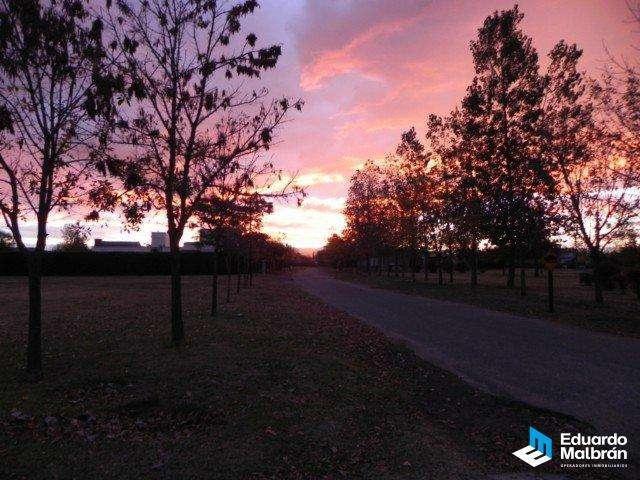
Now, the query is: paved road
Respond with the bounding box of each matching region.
[291,268,640,442]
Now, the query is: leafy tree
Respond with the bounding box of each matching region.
[97,0,302,344]
[461,5,550,287]
[427,113,484,285]
[599,1,640,184]
[545,40,640,303]
[388,128,433,281]
[316,233,351,269]
[343,161,392,273]
[0,0,119,375]
[56,222,91,252]
[0,228,14,250]
[196,190,274,317]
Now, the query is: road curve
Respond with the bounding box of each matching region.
[290,267,640,442]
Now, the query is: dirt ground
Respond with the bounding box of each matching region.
[0,274,626,479]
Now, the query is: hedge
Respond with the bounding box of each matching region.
[0,251,234,276]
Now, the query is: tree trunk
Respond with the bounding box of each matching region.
[394,252,399,277]
[470,246,478,286]
[26,251,43,376]
[248,238,253,287]
[411,251,416,282]
[449,251,454,283]
[547,268,554,313]
[520,267,526,296]
[507,245,516,288]
[211,250,218,319]
[592,252,604,304]
[236,254,241,294]
[170,248,183,345]
[507,265,516,287]
[423,250,429,282]
[225,255,231,302]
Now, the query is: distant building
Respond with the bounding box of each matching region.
[92,239,147,253]
[182,241,215,252]
[181,229,217,252]
[91,231,215,253]
[151,232,169,251]
[181,241,199,252]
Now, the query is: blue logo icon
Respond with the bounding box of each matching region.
[513,426,553,467]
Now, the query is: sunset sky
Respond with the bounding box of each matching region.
[38,0,639,251]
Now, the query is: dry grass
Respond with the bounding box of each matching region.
[0,274,620,479]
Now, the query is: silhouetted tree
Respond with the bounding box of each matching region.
[600,1,640,183]
[98,0,302,344]
[0,228,14,250]
[196,190,275,317]
[343,161,392,273]
[316,233,351,269]
[388,128,433,281]
[0,0,119,375]
[426,113,484,285]
[461,5,550,287]
[56,222,91,252]
[545,40,640,303]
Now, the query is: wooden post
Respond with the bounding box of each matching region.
[226,254,231,302]
[544,252,557,313]
[412,251,416,282]
[548,268,554,313]
[423,250,429,282]
[236,254,241,293]
[449,251,454,283]
[211,249,218,319]
[248,234,253,287]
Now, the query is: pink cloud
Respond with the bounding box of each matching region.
[18,0,638,251]
[300,9,429,90]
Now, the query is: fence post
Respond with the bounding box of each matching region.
[211,250,218,319]
[548,268,554,313]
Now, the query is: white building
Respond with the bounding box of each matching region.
[91,231,214,253]
[182,241,215,252]
[92,239,147,252]
[151,232,169,251]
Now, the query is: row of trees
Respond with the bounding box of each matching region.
[0,0,302,376]
[320,5,640,303]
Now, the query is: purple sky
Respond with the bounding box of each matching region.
[34,0,639,251]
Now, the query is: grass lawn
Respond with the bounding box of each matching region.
[333,268,640,338]
[0,273,620,479]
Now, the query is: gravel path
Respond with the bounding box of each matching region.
[291,268,640,443]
